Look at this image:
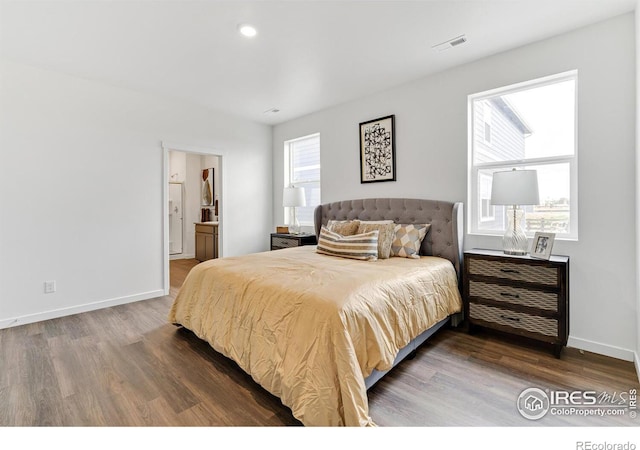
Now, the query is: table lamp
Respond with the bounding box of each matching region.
[283,186,306,235]
[491,169,539,255]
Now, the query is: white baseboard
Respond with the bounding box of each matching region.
[634,351,640,384]
[567,336,635,362]
[0,289,165,330]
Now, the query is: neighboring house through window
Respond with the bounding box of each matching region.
[479,172,495,222]
[284,133,321,227]
[468,71,578,239]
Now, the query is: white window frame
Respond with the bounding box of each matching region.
[467,70,578,240]
[284,133,321,227]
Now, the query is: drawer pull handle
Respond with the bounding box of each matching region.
[500,268,520,274]
[500,292,521,299]
[500,315,521,322]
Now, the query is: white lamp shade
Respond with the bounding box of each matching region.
[283,186,306,207]
[491,169,540,206]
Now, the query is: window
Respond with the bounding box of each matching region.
[468,71,577,239]
[284,133,321,227]
[479,172,495,222]
[483,102,492,144]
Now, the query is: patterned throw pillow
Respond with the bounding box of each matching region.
[356,222,396,259]
[327,219,361,236]
[316,226,379,261]
[390,224,431,259]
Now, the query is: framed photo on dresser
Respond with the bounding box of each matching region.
[531,232,555,260]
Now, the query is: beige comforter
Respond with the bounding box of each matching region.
[168,245,462,426]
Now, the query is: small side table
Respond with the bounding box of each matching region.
[270,233,317,250]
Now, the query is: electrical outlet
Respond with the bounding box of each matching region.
[44,281,56,294]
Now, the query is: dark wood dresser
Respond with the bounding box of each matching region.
[463,248,569,357]
[270,233,317,250]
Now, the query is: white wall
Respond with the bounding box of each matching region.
[0,60,273,328]
[273,14,637,361]
[168,150,187,183]
[635,0,640,378]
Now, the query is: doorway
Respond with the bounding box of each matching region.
[162,142,225,295]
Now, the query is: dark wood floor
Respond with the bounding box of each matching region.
[1,257,638,427]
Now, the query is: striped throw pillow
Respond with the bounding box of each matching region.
[316,226,379,261]
[356,222,396,259]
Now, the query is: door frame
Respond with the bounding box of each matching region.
[162,141,225,295]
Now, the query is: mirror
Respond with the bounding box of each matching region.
[201,168,214,206]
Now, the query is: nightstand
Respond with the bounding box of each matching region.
[270,233,317,250]
[463,248,569,358]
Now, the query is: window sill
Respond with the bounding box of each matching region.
[467,231,578,242]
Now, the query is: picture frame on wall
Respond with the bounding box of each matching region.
[530,232,555,260]
[359,114,396,183]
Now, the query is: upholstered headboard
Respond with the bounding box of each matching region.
[314,198,464,279]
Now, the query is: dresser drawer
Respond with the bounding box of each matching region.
[469,303,558,337]
[272,236,298,249]
[468,258,557,286]
[469,280,558,312]
[195,224,215,234]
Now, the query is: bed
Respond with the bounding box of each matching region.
[168,198,464,426]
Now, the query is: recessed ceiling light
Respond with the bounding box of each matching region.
[238,24,257,38]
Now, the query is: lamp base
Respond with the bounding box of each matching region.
[289,226,301,235]
[503,249,528,256]
[502,206,529,256]
[289,211,301,235]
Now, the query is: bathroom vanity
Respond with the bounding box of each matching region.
[195,222,218,262]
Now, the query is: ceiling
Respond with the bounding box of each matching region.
[1,0,636,125]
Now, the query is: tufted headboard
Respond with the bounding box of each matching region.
[314,198,464,279]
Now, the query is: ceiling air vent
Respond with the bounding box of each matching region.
[432,34,467,52]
